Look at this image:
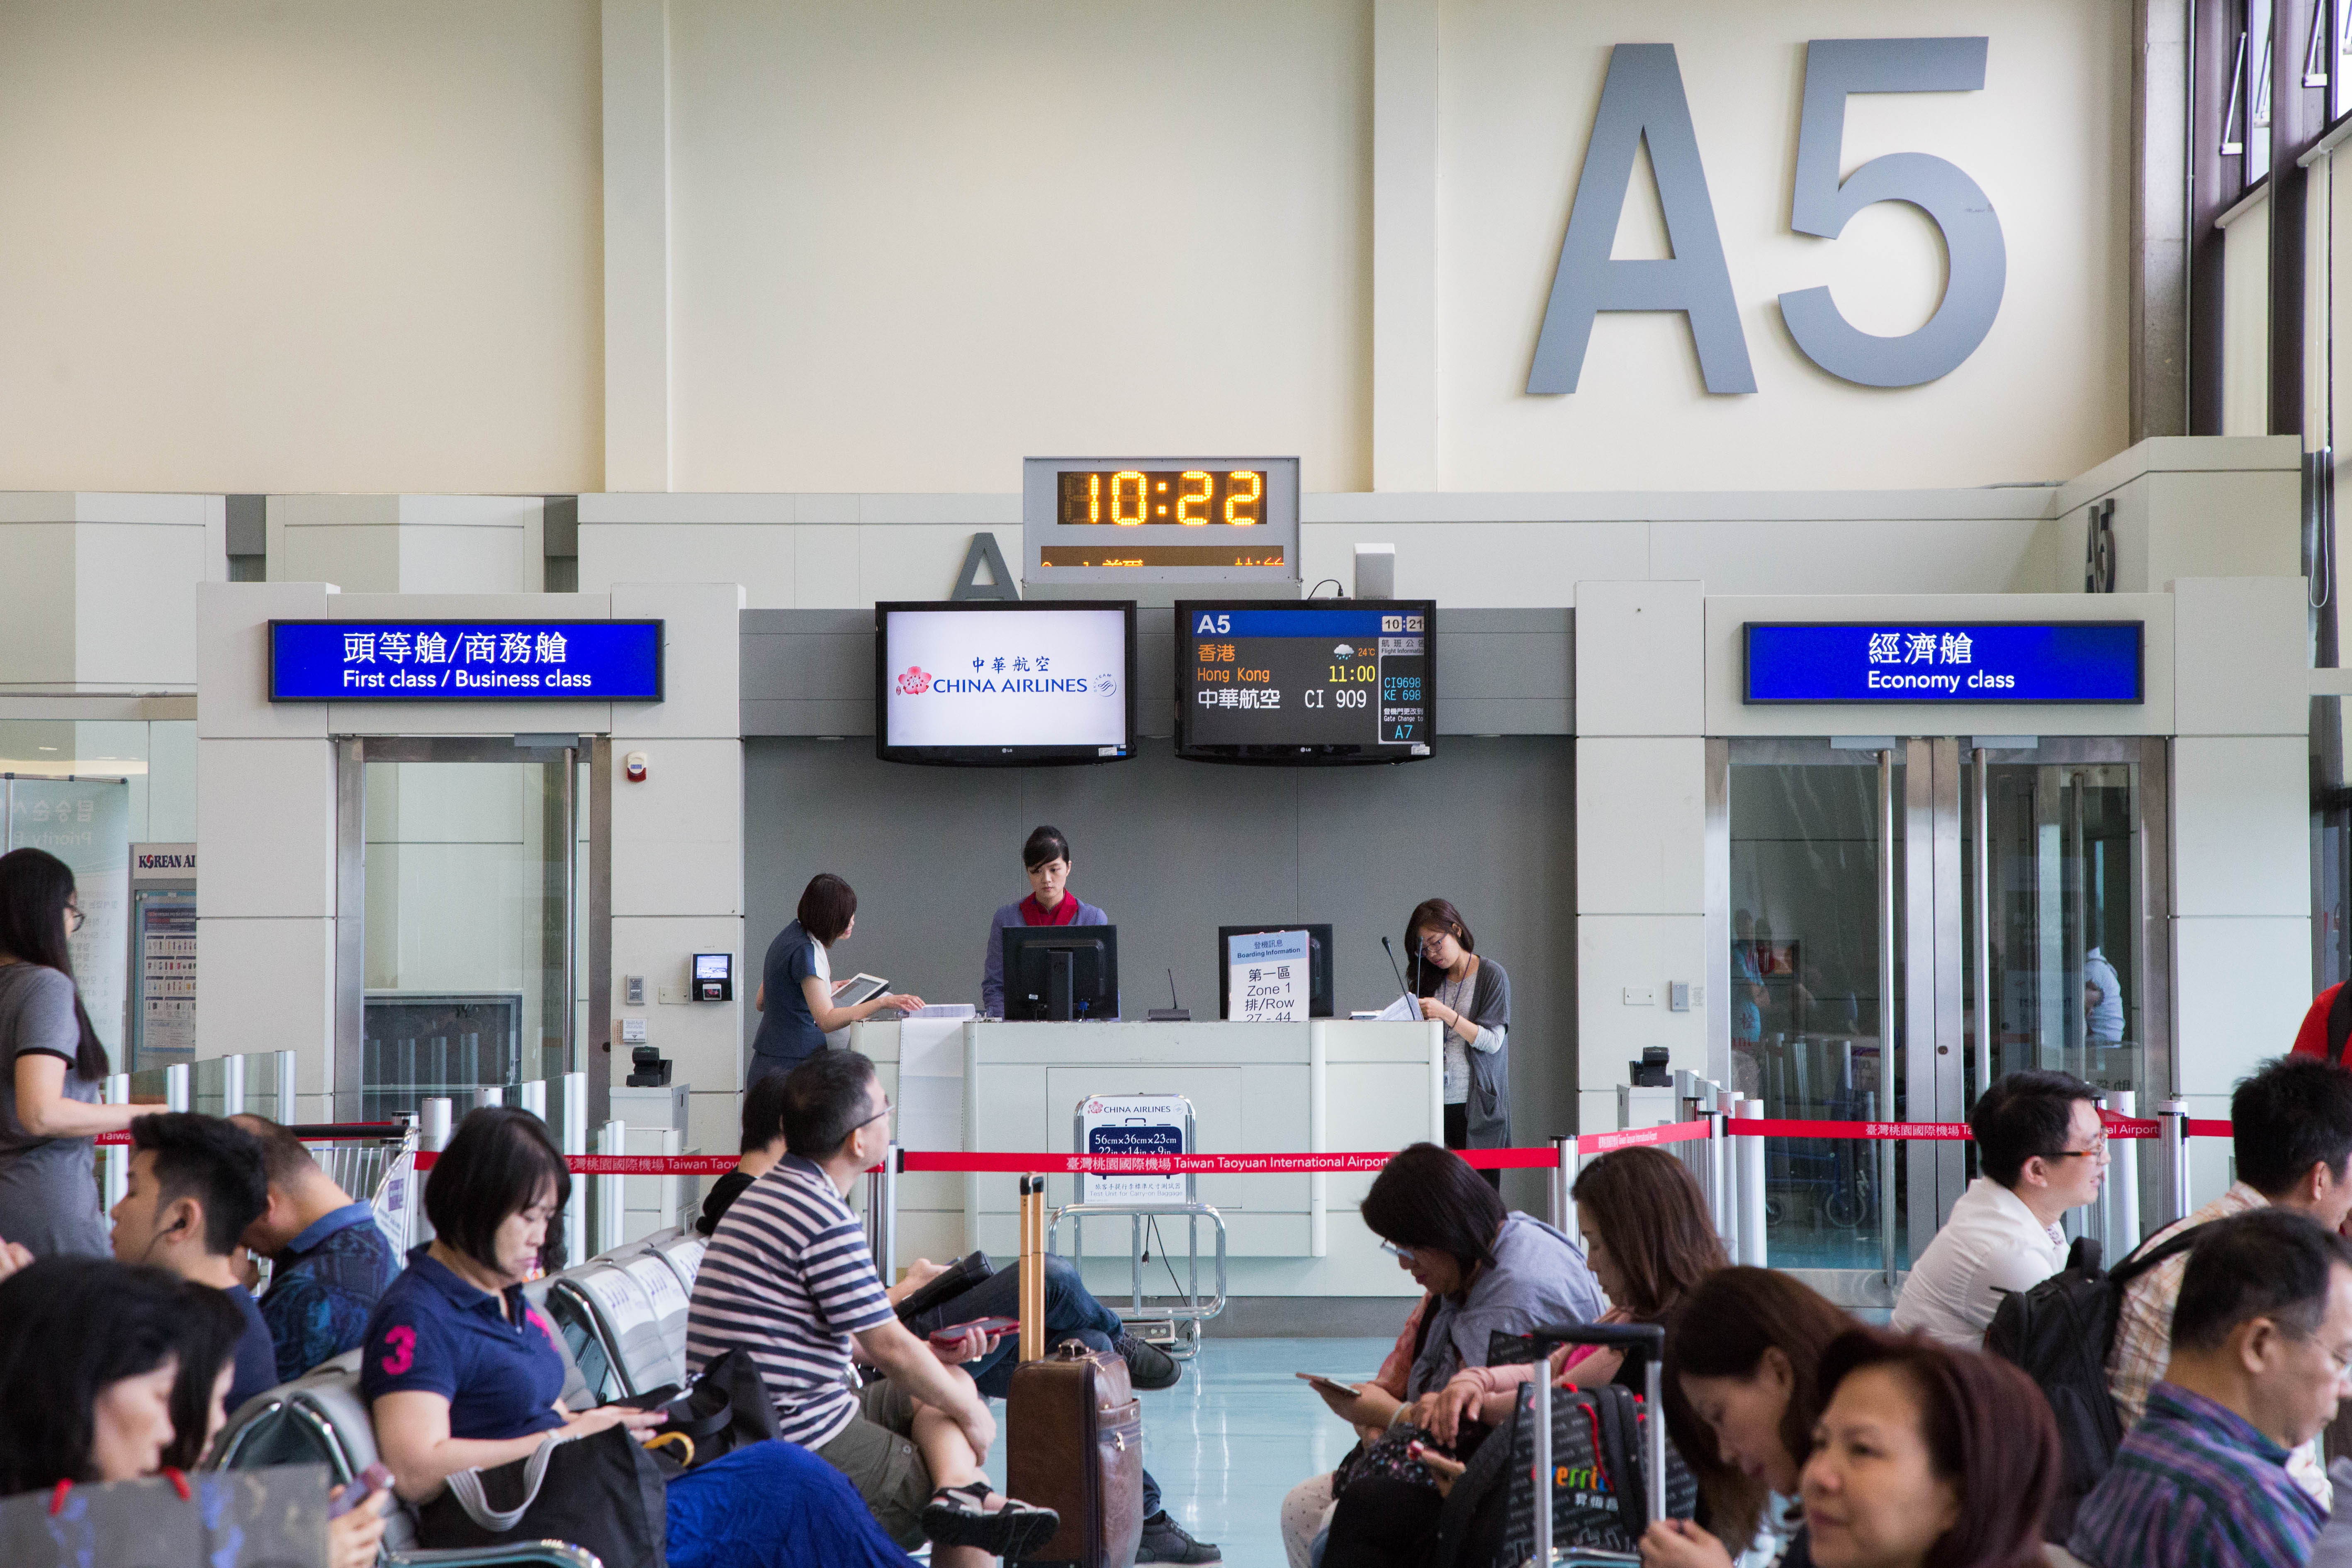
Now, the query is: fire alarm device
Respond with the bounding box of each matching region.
[693,953,733,1002]
[624,751,649,782]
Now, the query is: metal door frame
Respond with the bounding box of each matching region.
[331,735,604,1126]
[1708,734,2172,1295]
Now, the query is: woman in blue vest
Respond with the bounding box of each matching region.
[979,827,1109,1018]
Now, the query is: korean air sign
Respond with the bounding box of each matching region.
[1743,622,2143,704]
[269,620,664,701]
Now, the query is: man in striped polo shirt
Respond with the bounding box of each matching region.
[686,1050,1058,1566]
[2070,1209,2352,1568]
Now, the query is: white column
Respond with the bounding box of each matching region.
[1371,0,1439,491]
[603,0,674,492]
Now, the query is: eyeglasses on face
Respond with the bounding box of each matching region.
[64,902,83,934]
[1417,930,1456,955]
[2045,1133,2110,1160]
[1378,1239,1418,1263]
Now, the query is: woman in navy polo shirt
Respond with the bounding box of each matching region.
[362,1106,915,1568]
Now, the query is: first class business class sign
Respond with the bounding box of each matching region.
[1743,622,2144,704]
[268,621,664,701]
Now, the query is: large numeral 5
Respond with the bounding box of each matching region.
[1780,38,2006,388]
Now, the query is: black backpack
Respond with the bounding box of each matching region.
[1983,1228,2201,1541]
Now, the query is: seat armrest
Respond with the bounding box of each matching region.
[389,1544,605,1568]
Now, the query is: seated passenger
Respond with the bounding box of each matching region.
[1796,1328,2059,1568]
[0,1254,389,1568]
[1285,1143,1603,1568]
[231,1112,400,1384]
[363,1104,924,1568]
[1280,1296,1430,1568]
[2070,1209,2352,1568]
[107,1111,279,1411]
[1642,1266,1853,1568]
[703,1060,1217,1563]
[685,1051,1059,1566]
[1323,1145,1727,1568]
[1892,1071,2106,1348]
[2106,1055,2352,1505]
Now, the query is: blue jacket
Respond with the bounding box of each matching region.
[981,896,1109,1017]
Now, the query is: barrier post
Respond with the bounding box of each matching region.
[1707,1084,1734,1256]
[274,1050,297,1123]
[101,1074,131,1213]
[474,1086,504,1110]
[597,1118,627,1256]
[2108,1090,2140,1256]
[165,1062,190,1112]
[2158,1099,2190,1225]
[1532,1352,1553,1568]
[1676,1071,1717,1221]
[1548,1135,1574,1230]
[518,1079,547,1121]
[560,1074,587,1269]
[221,1052,246,1116]
[1732,1096,1767,1266]
[420,1098,454,1152]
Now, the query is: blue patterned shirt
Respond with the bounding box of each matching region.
[258,1202,399,1383]
[2070,1381,2326,1568]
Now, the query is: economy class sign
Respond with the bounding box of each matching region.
[1742,622,2143,705]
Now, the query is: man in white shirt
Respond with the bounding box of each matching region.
[1892,1070,2108,1348]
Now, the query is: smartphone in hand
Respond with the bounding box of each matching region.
[928,1316,1019,1347]
[1295,1373,1359,1400]
[329,1462,394,1518]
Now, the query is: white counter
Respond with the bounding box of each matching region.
[850,1018,1442,1298]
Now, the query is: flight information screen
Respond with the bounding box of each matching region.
[1175,600,1434,765]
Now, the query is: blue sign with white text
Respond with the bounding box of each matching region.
[1743,622,2143,704]
[269,620,664,701]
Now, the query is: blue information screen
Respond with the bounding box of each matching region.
[1744,622,2143,704]
[269,620,664,701]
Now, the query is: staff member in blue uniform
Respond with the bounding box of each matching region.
[980,827,1109,1018]
[751,873,923,1085]
[1407,898,1511,1191]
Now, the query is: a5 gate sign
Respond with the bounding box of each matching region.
[1532,38,2003,394]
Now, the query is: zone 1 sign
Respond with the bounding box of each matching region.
[1530,38,2004,394]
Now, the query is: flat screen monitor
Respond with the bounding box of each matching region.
[876,601,1136,766]
[1175,600,1434,765]
[1002,926,1120,1021]
[1217,925,1334,1019]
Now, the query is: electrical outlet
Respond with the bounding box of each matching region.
[1622,986,1656,1007]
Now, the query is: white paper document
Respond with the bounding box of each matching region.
[1372,991,1421,1023]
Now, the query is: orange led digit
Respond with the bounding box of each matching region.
[1226,470,1263,525]
[1177,471,1212,525]
[1111,470,1148,525]
[1087,472,1102,523]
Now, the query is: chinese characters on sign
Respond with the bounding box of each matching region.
[1226,929,1309,1023]
[270,621,664,701]
[1742,622,2144,704]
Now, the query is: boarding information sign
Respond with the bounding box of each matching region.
[269,620,664,701]
[1226,929,1309,1022]
[1743,622,2143,704]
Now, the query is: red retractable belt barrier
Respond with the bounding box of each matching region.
[96,1121,410,1147]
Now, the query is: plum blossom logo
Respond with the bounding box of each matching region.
[897,666,933,695]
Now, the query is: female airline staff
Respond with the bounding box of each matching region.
[1406,897,1511,1190]
[749,873,923,1085]
[980,827,1108,1018]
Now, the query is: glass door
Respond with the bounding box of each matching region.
[1718,736,2166,1302]
[333,737,585,1124]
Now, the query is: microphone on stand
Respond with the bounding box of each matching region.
[1382,936,1415,1008]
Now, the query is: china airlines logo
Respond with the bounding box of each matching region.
[897,666,933,695]
[381,1324,416,1376]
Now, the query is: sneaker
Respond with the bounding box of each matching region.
[1115,1331,1181,1391]
[1136,1511,1222,1564]
[921,1485,1060,1559]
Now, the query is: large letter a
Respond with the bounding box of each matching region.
[1527,44,1754,395]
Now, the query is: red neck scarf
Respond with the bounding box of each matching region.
[1019,891,1082,927]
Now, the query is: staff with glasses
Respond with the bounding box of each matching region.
[1404,899,1511,1189]
[1893,1069,2111,1349]
[0,847,141,1259]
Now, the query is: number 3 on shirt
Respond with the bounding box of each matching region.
[381,1323,417,1376]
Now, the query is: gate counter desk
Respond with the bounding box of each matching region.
[847,1018,1443,1301]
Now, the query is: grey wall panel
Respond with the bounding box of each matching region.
[742,605,1576,739]
[742,736,1577,1209]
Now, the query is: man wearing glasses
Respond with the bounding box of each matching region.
[1892,1069,2109,1349]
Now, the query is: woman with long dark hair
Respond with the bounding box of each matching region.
[0,847,140,1256]
[1404,898,1510,1184]
[1642,1267,1854,1568]
[0,1256,390,1568]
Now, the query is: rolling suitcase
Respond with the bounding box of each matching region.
[1509,1323,1680,1568]
[1006,1174,1146,1568]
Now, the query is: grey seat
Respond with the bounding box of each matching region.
[543,1258,684,1398]
[209,1351,603,1568]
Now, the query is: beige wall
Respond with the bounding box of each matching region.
[1436,0,2129,490]
[664,0,1373,493]
[0,0,601,494]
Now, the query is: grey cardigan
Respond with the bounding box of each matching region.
[1424,955,1510,1147]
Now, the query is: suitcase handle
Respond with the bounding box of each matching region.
[1525,1320,1668,1556]
[1520,1321,1665,1356]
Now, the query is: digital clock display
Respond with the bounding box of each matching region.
[1058,470,1267,527]
[1175,600,1435,766]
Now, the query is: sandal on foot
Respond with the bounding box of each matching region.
[922,1483,1061,1559]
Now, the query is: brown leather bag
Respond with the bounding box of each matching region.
[1006,1176,1145,1568]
